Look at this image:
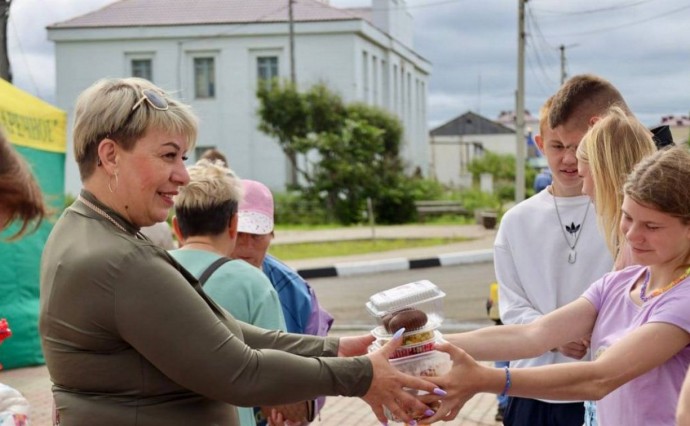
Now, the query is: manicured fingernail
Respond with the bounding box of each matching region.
[380,422,388,426]
[409,421,418,426]
[424,409,435,416]
[433,388,447,396]
[393,328,406,340]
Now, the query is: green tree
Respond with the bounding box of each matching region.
[257,80,416,224]
[467,151,539,202]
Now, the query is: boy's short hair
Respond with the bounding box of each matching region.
[538,96,554,137]
[548,74,630,130]
[199,148,227,165]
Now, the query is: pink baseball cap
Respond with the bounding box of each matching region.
[237,179,274,235]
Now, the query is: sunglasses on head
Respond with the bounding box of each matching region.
[119,88,170,130]
[132,89,169,112]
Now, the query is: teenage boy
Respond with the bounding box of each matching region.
[496,96,613,426]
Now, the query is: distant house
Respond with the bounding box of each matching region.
[429,111,516,187]
[47,0,431,194]
[495,109,540,132]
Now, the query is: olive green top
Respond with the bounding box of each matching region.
[39,191,372,426]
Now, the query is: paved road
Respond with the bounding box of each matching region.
[1,262,500,426]
[309,262,497,331]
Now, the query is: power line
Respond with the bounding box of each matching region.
[8,13,43,98]
[525,4,558,88]
[547,3,690,37]
[533,0,657,15]
[367,0,470,12]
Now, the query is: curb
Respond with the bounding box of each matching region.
[297,249,494,279]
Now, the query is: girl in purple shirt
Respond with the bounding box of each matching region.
[427,145,690,426]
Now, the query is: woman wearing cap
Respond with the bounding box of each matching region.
[232,179,336,426]
[39,77,442,426]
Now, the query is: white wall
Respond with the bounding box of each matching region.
[51,18,430,194]
[430,134,516,188]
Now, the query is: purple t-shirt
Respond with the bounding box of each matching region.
[582,265,690,426]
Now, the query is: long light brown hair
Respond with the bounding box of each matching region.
[577,106,656,257]
[624,145,690,225]
[0,128,47,238]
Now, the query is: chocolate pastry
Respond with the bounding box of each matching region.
[386,308,428,333]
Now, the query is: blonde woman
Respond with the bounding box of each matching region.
[432,145,690,426]
[39,77,442,426]
[576,106,657,270]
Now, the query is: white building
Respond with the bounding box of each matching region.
[429,111,516,187]
[48,0,432,194]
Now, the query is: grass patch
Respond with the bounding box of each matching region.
[269,237,472,260]
[274,223,343,231]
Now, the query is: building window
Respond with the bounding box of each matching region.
[381,59,388,108]
[372,55,379,106]
[131,59,152,81]
[195,145,216,162]
[257,56,279,84]
[194,57,215,99]
[393,64,399,115]
[362,51,369,102]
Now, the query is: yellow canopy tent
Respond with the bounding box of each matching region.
[0,78,66,369]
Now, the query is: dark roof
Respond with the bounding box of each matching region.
[430,111,515,137]
[49,0,367,29]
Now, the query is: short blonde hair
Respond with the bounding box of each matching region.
[73,77,198,181]
[577,106,656,257]
[173,160,243,238]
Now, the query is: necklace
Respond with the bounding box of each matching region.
[639,266,690,302]
[78,195,145,239]
[552,189,590,264]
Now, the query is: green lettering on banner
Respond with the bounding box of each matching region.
[0,109,59,145]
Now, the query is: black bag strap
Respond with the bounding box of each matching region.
[198,257,233,286]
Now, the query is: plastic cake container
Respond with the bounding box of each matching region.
[382,350,452,422]
[369,330,442,359]
[366,280,446,326]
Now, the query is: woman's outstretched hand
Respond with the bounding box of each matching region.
[362,329,446,424]
[416,342,486,423]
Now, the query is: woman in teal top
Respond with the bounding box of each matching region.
[169,159,295,426]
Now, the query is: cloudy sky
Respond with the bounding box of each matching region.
[7,0,690,128]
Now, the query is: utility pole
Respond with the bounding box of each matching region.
[287,0,298,185]
[515,0,526,202]
[0,0,11,82]
[559,44,567,85]
[288,0,296,84]
[558,43,578,85]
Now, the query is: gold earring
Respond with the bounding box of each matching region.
[108,173,119,193]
